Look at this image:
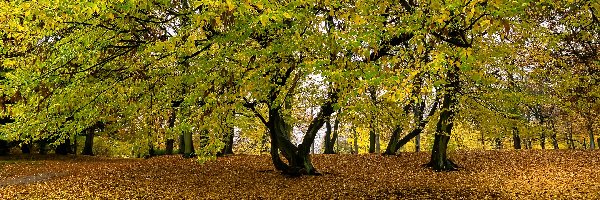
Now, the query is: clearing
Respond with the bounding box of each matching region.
[1,150,599,199]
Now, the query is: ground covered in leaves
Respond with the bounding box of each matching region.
[1,150,599,199]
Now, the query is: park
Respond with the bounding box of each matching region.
[1,0,599,199]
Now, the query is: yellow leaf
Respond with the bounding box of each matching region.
[259,15,268,26]
[226,0,235,11]
[283,12,292,19]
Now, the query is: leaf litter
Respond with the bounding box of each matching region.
[1,150,599,199]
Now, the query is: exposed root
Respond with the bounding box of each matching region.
[423,159,459,172]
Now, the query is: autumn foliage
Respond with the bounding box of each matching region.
[1,150,599,199]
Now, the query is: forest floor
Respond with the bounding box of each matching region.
[1,150,599,199]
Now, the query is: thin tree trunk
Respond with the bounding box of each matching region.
[551,134,559,150]
[481,131,485,150]
[415,133,421,152]
[72,135,77,154]
[567,120,575,149]
[331,117,339,153]
[588,119,595,149]
[323,118,335,154]
[550,120,559,149]
[353,126,358,154]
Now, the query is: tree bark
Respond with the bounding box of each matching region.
[551,133,559,150]
[353,127,359,154]
[39,140,48,155]
[384,97,439,155]
[21,143,31,154]
[426,62,459,171]
[495,138,502,150]
[369,128,376,153]
[587,120,595,149]
[166,108,176,155]
[55,139,71,155]
[183,131,194,158]
[384,126,402,155]
[0,140,8,155]
[219,125,235,156]
[166,139,175,154]
[540,131,546,150]
[82,131,94,155]
[323,118,335,154]
[415,133,421,152]
[368,86,379,154]
[178,134,184,154]
[513,127,521,149]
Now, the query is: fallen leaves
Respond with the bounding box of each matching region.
[1,150,599,199]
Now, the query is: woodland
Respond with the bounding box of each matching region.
[0,0,599,198]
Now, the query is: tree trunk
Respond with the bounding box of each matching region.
[55,139,71,155]
[39,140,48,155]
[567,121,575,149]
[540,131,546,150]
[21,143,31,154]
[551,133,559,150]
[550,120,559,149]
[426,62,459,171]
[413,101,424,152]
[353,127,359,154]
[82,131,94,155]
[375,134,380,153]
[481,131,485,150]
[513,127,521,149]
[148,143,155,158]
[495,138,502,150]
[0,140,8,155]
[219,125,234,156]
[178,134,184,154]
[323,118,335,154]
[384,126,402,155]
[588,121,595,149]
[72,135,77,154]
[415,133,421,152]
[384,98,439,155]
[166,139,175,154]
[369,127,376,153]
[183,131,194,158]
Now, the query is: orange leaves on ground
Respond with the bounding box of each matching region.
[1,150,600,199]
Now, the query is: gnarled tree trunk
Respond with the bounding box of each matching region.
[426,62,459,171]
